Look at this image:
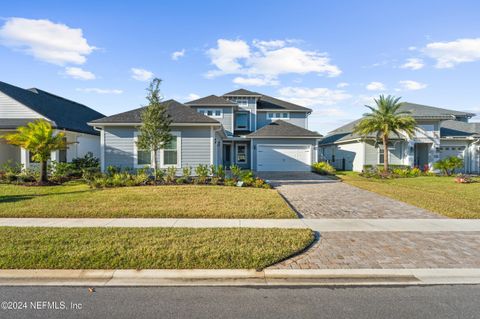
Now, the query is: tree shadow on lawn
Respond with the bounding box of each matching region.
[0,190,97,204]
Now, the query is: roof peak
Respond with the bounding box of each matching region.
[223,88,262,96]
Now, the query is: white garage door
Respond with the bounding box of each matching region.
[257,145,312,171]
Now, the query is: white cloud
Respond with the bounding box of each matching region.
[171,49,185,60]
[205,39,341,84]
[0,17,95,65]
[337,82,349,88]
[277,87,351,107]
[408,46,417,51]
[423,38,480,68]
[206,39,250,78]
[366,81,386,91]
[131,68,154,81]
[64,67,95,80]
[233,76,279,86]
[399,80,427,90]
[400,58,425,70]
[187,93,200,100]
[76,88,123,94]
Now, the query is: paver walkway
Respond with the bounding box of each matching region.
[259,172,440,219]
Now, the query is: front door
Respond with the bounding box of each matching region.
[414,143,430,168]
[223,144,231,168]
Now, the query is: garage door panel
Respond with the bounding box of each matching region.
[257,145,311,171]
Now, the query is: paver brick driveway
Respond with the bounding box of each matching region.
[258,172,440,219]
[270,232,480,269]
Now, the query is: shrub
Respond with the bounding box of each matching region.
[195,164,209,184]
[49,161,78,182]
[164,166,177,184]
[230,164,242,181]
[253,177,271,189]
[155,169,165,181]
[312,162,336,175]
[81,167,101,182]
[241,170,255,186]
[210,176,221,185]
[224,178,236,187]
[433,156,464,176]
[0,160,22,183]
[182,166,192,183]
[106,165,120,176]
[71,152,99,170]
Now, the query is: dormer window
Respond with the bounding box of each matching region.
[198,108,223,118]
[267,112,289,119]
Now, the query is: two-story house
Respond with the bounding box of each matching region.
[318,103,480,173]
[89,89,322,172]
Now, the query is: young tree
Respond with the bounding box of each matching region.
[354,95,417,171]
[136,78,172,179]
[3,119,67,183]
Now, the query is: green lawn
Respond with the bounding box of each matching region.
[338,172,480,218]
[0,227,313,269]
[0,182,295,218]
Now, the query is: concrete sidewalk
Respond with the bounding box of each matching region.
[1,218,480,231]
[0,268,479,286]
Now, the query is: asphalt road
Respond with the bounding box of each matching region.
[0,285,478,319]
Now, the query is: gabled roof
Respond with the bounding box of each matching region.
[399,102,475,119]
[222,88,311,112]
[0,81,105,135]
[247,120,322,138]
[89,100,220,125]
[440,120,480,137]
[223,88,262,97]
[257,94,312,112]
[319,102,478,145]
[185,95,237,107]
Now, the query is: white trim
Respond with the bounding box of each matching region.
[249,136,320,139]
[267,112,290,120]
[210,127,214,165]
[160,131,182,168]
[257,109,310,112]
[197,108,223,119]
[235,143,248,164]
[100,129,105,172]
[88,123,221,127]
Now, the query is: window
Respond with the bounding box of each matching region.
[161,132,181,167]
[236,97,249,107]
[377,143,395,164]
[236,144,247,163]
[163,136,178,166]
[198,108,222,118]
[235,112,249,130]
[267,112,289,119]
[134,133,151,167]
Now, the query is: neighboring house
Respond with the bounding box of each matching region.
[0,81,105,168]
[319,103,480,173]
[88,89,322,172]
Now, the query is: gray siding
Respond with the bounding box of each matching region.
[0,92,44,119]
[225,96,257,131]
[251,138,317,171]
[103,126,213,172]
[364,140,405,166]
[179,127,212,170]
[104,127,135,168]
[256,111,308,129]
[189,106,234,136]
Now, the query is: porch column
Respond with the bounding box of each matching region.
[20,148,29,170]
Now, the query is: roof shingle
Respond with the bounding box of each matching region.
[247,120,322,138]
[185,95,237,106]
[0,81,105,135]
[89,100,220,125]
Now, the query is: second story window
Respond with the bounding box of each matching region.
[198,109,223,118]
[267,112,289,119]
[235,112,249,130]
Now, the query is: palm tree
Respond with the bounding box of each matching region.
[3,119,67,183]
[354,95,417,171]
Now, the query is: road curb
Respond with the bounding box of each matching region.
[0,269,479,286]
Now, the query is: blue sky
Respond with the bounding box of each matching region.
[1,0,480,134]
